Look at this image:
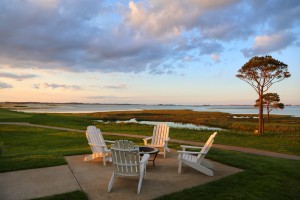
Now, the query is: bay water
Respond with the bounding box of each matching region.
[14,103,300,117]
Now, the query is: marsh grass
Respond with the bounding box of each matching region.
[85,109,300,134]
[1,108,299,134]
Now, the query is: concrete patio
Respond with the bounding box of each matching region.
[0,150,242,200]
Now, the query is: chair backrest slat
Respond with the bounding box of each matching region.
[197,132,217,161]
[86,126,108,153]
[152,124,169,146]
[111,140,140,176]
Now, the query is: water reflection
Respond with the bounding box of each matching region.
[97,118,223,131]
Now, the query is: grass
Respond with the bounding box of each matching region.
[0,108,300,155]
[1,108,300,199]
[31,190,88,200]
[0,125,87,172]
[0,109,32,119]
[83,109,300,134]
[95,122,300,155]
[2,108,300,134]
[157,149,300,200]
[0,124,143,172]
[0,109,91,129]
[0,125,299,199]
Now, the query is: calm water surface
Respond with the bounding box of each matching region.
[15,103,300,117]
[97,118,223,131]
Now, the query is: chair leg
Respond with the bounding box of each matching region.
[143,163,147,179]
[108,172,116,192]
[178,160,182,174]
[137,174,143,194]
[84,153,97,161]
[163,146,170,158]
[84,154,92,161]
[103,156,106,166]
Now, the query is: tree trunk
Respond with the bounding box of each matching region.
[258,93,264,135]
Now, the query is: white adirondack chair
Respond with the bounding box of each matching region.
[143,123,170,158]
[108,140,150,194]
[178,132,217,176]
[84,125,114,166]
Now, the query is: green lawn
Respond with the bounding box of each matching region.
[31,190,88,200]
[1,108,300,199]
[1,125,299,199]
[0,125,88,172]
[0,109,91,129]
[157,149,300,200]
[0,124,143,172]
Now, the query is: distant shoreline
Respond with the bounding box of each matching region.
[1,102,299,117]
[1,101,298,106]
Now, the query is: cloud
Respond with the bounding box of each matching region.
[104,84,127,89]
[0,81,13,89]
[0,0,175,74]
[176,36,221,52]
[0,0,109,69]
[0,0,299,74]
[242,32,296,57]
[42,83,82,90]
[125,0,238,39]
[249,0,300,32]
[0,72,38,81]
[0,0,239,75]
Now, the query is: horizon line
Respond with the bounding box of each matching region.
[0,101,298,106]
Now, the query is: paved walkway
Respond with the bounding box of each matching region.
[1,122,300,160]
[0,165,81,200]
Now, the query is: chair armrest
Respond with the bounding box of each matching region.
[163,138,170,152]
[180,145,203,149]
[143,136,152,146]
[143,136,152,141]
[105,140,115,144]
[177,150,206,155]
[88,143,106,147]
[140,153,150,163]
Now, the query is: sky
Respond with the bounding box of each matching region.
[0,0,300,105]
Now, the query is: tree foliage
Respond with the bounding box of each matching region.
[254,93,284,123]
[236,55,290,135]
[236,55,290,94]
